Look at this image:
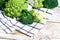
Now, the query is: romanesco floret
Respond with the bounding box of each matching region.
[4,0,28,18]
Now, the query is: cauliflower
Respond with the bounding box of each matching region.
[29,9,46,23]
[33,0,44,9]
[4,0,28,18]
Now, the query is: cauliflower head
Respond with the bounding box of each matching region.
[33,0,44,9]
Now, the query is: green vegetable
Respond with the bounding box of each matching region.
[0,0,9,10]
[4,0,28,18]
[0,0,5,9]
[34,15,41,22]
[43,0,58,9]
[33,0,44,9]
[29,9,46,23]
[20,9,33,24]
[29,10,41,22]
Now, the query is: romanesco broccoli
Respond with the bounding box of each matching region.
[4,0,28,18]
